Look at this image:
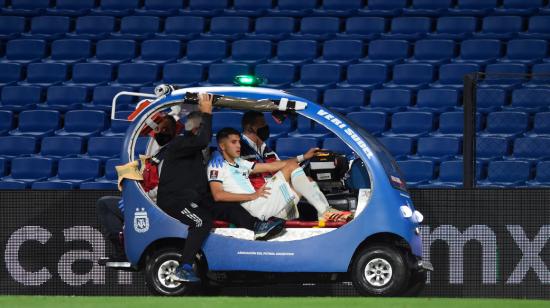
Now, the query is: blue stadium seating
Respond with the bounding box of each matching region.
[268,0,317,17]
[384,112,434,137]
[80,158,120,190]
[478,160,530,187]
[322,137,353,156]
[359,0,408,16]
[527,161,550,187]
[499,39,548,64]
[37,86,88,111]
[134,40,182,64]
[420,160,472,188]
[426,16,477,40]
[181,40,228,64]
[494,0,543,16]
[527,63,550,87]
[0,136,38,158]
[67,16,116,40]
[291,64,342,89]
[526,112,550,137]
[434,111,469,137]
[1,0,50,16]
[361,40,409,64]
[31,181,73,190]
[0,111,14,136]
[473,16,523,39]
[201,63,250,86]
[509,88,550,112]
[0,63,22,87]
[316,40,364,64]
[397,160,434,187]
[448,0,497,16]
[323,89,366,113]
[42,157,101,188]
[0,86,42,112]
[89,40,137,64]
[384,63,435,90]
[9,110,60,139]
[255,63,296,88]
[20,16,70,40]
[347,111,388,135]
[225,40,272,64]
[113,63,160,87]
[90,0,140,16]
[20,63,68,87]
[366,88,412,113]
[84,136,124,161]
[381,17,431,40]
[431,63,480,88]
[379,137,413,159]
[0,157,6,176]
[270,40,318,64]
[245,17,295,41]
[511,137,550,161]
[519,16,550,40]
[135,0,184,16]
[162,63,204,87]
[84,86,133,111]
[39,136,84,159]
[313,0,363,16]
[46,39,92,64]
[155,16,205,40]
[477,136,510,162]
[201,17,250,41]
[1,157,54,187]
[102,111,132,137]
[481,111,529,138]
[480,63,528,89]
[289,117,331,139]
[55,110,107,138]
[224,0,273,17]
[413,136,461,162]
[336,17,386,41]
[407,39,455,65]
[413,88,460,113]
[67,63,113,87]
[46,0,95,16]
[454,39,502,64]
[291,17,340,41]
[476,88,507,113]
[111,16,160,40]
[275,137,319,158]
[403,0,453,16]
[338,63,388,89]
[286,88,320,103]
[0,16,26,40]
[212,111,244,134]
[180,0,229,17]
[2,39,46,64]
[263,112,292,139]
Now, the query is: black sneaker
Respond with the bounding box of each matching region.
[253,219,285,241]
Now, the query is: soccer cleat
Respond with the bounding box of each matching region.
[321,208,354,223]
[172,265,201,283]
[254,218,285,241]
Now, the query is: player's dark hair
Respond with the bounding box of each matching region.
[216,127,241,144]
[241,110,264,131]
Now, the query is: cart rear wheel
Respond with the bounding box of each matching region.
[144,248,195,296]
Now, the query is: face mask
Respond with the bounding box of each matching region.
[155,132,173,146]
[256,125,270,142]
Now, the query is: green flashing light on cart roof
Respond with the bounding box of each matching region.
[234,75,265,87]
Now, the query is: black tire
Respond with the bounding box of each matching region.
[403,271,427,297]
[351,245,410,296]
[144,248,195,296]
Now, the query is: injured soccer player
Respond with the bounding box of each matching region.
[207,127,353,223]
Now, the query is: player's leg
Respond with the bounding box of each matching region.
[96,196,126,262]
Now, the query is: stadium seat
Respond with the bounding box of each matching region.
[407,40,455,65]
[225,40,272,64]
[384,112,433,138]
[66,63,113,87]
[162,63,204,87]
[67,16,116,40]
[413,136,461,162]
[0,180,27,190]
[46,39,92,64]
[511,137,550,161]
[269,40,318,64]
[37,86,88,111]
[179,0,229,17]
[134,40,182,64]
[135,0,184,16]
[0,111,14,136]
[526,112,550,137]
[80,156,119,189]
[0,86,42,112]
[527,161,550,187]
[224,0,272,17]
[102,111,132,137]
[89,40,137,65]
[481,111,528,138]
[263,112,292,139]
[427,16,477,40]
[478,160,530,187]
[20,63,68,87]
[79,181,118,190]
[494,0,543,16]
[275,137,319,158]
[1,157,54,187]
[201,17,250,41]
[31,181,73,190]
[1,0,49,16]
[155,16,205,40]
[433,111,474,137]
[323,89,366,113]
[412,88,460,113]
[113,63,160,87]
[0,16,26,40]
[473,16,523,40]
[403,0,453,16]
[286,88,320,103]
[338,63,388,89]
[476,88,506,113]
[45,157,101,188]
[254,63,296,88]
[361,40,409,65]
[431,63,480,89]
[110,16,160,41]
[381,17,431,41]
[347,111,388,135]
[90,0,139,16]
[245,17,296,41]
[336,17,386,41]
[0,157,6,176]
[312,0,362,16]
[201,63,250,86]
[212,112,244,133]
[268,0,316,17]
[84,86,133,111]
[476,136,509,161]
[290,17,340,41]
[453,39,502,64]
[289,117,331,139]
[55,110,107,138]
[508,88,550,113]
[9,110,60,138]
[292,64,342,89]
[0,136,38,158]
[0,63,22,87]
[397,160,434,187]
[499,40,548,65]
[519,16,550,40]
[384,63,434,90]
[420,160,472,188]
[1,39,46,64]
[39,136,84,158]
[359,0,407,16]
[448,0,498,16]
[526,63,550,87]
[46,0,95,16]
[379,137,413,159]
[480,63,528,89]
[322,138,353,156]
[181,40,228,64]
[84,136,123,160]
[365,88,412,113]
[316,40,364,64]
[20,16,70,40]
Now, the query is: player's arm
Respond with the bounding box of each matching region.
[251,160,288,174]
[209,181,269,202]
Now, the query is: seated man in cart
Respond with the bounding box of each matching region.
[208,127,353,222]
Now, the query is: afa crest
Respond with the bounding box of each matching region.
[134,207,149,233]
